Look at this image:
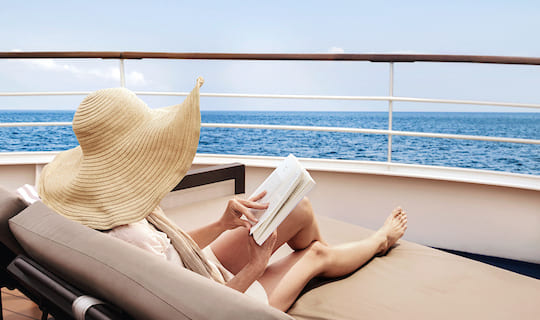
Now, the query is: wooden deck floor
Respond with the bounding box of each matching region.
[1,288,49,320]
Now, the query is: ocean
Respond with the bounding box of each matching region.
[1,111,539,176]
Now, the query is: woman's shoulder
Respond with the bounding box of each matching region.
[105,219,171,255]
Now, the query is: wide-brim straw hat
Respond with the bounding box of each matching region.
[38,77,204,230]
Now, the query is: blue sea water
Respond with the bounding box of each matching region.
[1,111,539,175]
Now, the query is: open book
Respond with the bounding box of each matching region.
[249,154,316,245]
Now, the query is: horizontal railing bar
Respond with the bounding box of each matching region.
[0,122,72,127]
[391,96,540,109]
[1,91,540,109]
[202,123,540,145]
[2,51,540,65]
[0,92,90,96]
[2,121,537,145]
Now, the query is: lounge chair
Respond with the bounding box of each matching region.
[1,164,539,319]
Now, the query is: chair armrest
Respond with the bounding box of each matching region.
[173,163,245,194]
[7,255,132,320]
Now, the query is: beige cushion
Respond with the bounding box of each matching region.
[289,216,540,320]
[165,194,540,320]
[9,202,292,320]
[0,186,27,254]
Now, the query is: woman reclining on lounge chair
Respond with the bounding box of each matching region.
[37,78,407,311]
[186,193,406,311]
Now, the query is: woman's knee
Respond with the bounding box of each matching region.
[305,241,331,267]
[283,197,322,250]
[292,197,315,226]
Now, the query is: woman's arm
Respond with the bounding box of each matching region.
[225,260,265,293]
[226,230,277,293]
[188,191,269,249]
[188,220,227,250]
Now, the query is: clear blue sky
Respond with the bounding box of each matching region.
[1,0,540,111]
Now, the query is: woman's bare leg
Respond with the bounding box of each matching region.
[260,208,407,311]
[211,197,324,274]
[258,241,329,311]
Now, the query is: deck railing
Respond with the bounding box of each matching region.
[1,52,539,163]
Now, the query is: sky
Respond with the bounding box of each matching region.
[1,0,540,112]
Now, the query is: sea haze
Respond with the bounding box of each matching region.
[1,111,538,175]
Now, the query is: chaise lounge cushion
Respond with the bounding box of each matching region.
[9,201,292,320]
[164,194,540,320]
[287,216,540,320]
[0,186,27,255]
[8,191,540,320]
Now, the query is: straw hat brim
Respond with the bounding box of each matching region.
[38,79,202,230]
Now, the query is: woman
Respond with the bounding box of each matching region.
[189,192,406,311]
[37,77,407,312]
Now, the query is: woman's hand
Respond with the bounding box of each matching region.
[225,230,277,293]
[247,229,277,273]
[218,191,269,231]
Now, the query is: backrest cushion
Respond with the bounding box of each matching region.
[9,202,291,320]
[0,186,27,254]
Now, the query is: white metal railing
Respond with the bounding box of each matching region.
[1,56,539,164]
[1,122,538,145]
[2,92,540,109]
[388,63,394,161]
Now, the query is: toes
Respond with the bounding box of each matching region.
[401,220,408,231]
[400,210,407,219]
[398,215,407,227]
[387,207,408,231]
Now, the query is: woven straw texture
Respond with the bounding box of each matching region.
[38,78,203,230]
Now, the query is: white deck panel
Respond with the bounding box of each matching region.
[1,152,539,263]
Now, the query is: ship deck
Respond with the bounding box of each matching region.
[1,51,539,319]
[1,288,47,320]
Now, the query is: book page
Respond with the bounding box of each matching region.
[252,168,315,244]
[248,154,315,245]
[249,155,302,229]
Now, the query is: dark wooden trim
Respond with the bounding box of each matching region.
[1,51,540,65]
[173,163,245,194]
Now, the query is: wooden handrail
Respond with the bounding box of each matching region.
[1,51,540,65]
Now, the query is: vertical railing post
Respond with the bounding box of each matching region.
[119,59,126,88]
[387,62,394,162]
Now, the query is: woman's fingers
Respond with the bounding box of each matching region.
[236,191,269,223]
[240,199,269,210]
[239,206,259,223]
[249,190,267,202]
[229,199,258,223]
[227,195,269,225]
[235,199,267,223]
[263,230,278,249]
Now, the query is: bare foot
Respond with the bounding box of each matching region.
[376,207,407,255]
